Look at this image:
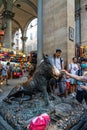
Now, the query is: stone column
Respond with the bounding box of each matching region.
[3,0,14,49]
[37,0,43,64]
[67,0,75,64]
[75,12,81,45]
[3,18,12,48]
[21,36,28,53]
[75,0,81,57]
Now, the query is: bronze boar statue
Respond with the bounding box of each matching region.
[3,55,61,105]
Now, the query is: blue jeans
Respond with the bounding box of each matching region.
[71,114,87,130]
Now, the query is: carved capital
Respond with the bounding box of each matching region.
[2,10,15,19]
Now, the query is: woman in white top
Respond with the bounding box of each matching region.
[2,62,10,85]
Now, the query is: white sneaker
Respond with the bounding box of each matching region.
[71,93,76,97]
[0,89,3,92]
[73,92,76,96]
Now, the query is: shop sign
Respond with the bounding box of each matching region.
[69,27,74,41]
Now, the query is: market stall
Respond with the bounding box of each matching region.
[0,47,27,63]
[0,47,27,79]
[12,66,23,78]
[80,45,87,58]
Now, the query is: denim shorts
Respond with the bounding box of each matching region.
[70,78,76,85]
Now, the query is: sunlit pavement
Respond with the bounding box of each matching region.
[0,78,20,102]
[0,71,28,102]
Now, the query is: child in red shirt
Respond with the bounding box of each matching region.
[65,75,71,97]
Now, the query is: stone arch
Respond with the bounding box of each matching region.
[12,18,23,35]
[75,0,81,57]
[15,0,37,14]
[23,17,37,37]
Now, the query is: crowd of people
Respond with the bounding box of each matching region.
[49,48,87,110]
[49,49,79,98]
[1,49,87,130]
[0,61,31,92]
[62,57,87,109]
[1,50,87,102]
[1,49,87,100]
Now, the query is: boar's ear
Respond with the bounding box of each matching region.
[43,54,48,61]
[43,54,53,65]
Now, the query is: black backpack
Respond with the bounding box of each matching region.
[77,69,83,76]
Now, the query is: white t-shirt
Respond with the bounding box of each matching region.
[55,57,64,70]
[69,63,79,74]
[65,78,70,82]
